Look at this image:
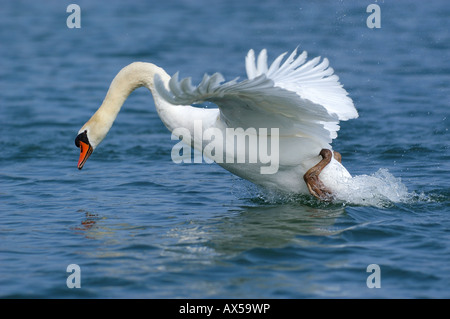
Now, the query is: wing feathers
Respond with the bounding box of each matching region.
[256,49,268,75]
[155,48,358,147]
[245,49,257,80]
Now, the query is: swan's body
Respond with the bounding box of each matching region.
[76,48,358,198]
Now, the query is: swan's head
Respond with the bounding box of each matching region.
[74,61,168,170]
[75,110,114,169]
[75,129,93,170]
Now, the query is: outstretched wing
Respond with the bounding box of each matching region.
[155,48,358,148]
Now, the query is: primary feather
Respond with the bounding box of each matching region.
[156,48,357,149]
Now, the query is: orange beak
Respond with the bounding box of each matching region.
[77,141,93,170]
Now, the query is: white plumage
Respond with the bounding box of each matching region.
[77,48,358,196]
[156,48,357,148]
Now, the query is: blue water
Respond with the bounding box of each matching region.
[1,0,449,298]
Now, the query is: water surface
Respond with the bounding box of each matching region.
[0,0,449,298]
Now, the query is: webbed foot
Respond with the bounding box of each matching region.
[303,149,337,200]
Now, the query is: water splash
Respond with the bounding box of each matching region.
[332,168,411,207]
[233,168,420,208]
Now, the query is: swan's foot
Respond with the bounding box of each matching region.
[303,149,335,201]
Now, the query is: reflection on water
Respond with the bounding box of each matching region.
[75,200,347,266]
[164,202,346,261]
[209,203,346,255]
[72,209,106,239]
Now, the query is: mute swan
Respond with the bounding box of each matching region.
[75,48,358,200]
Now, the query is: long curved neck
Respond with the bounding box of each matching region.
[97,62,179,130]
[80,62,194,148]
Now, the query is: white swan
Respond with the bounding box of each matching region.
[75,48,358,200]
